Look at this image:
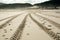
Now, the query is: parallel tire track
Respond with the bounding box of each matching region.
[0,13,23,29]
[29,14,60,40]
[39,13,60,18]
[34,13,60,29]
[10,14,28,40]
[0,13,23,21]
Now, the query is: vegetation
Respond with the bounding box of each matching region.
[34,0,60,9]
[0,3,33,9]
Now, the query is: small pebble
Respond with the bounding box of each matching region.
[10,29,12,31]
[48,25,52,27]
[2,35,5,37]
[9,24,11,25]
[5,38,8,39]
[27,33,30,35]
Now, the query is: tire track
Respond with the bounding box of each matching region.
[38,11,60,18]
[34,13,60,29]
[0,13,23,21]
[0,13,23,29]
[29,14,60,40]
[39,13,60,18]
[10,14,28,40]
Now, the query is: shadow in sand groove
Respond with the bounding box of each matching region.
[29,14,60,40]
[34,13,60,29]
[0,13,23,29]
[0,13,23,21]
[10,14,28,40]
